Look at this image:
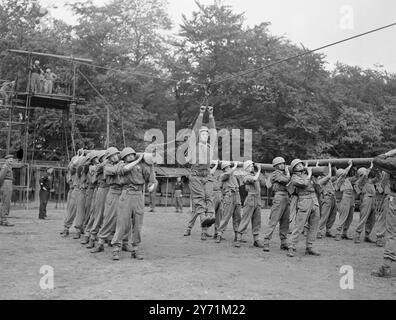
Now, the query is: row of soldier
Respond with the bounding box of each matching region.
[183,158,388,254]
[179,105,395,278]
[60,147,157,260]
[58,104,395,277]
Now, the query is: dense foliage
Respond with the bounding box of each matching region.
[1,0,395,163]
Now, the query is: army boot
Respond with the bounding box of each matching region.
[91,243,104,253]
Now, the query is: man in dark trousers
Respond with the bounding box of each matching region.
[39,167,54,220]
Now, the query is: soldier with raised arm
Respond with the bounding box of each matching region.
[91,147,123,254]
[262,157,290,252]
[287,160,320,258]
[334,160,354,241]
[371,148,396,278]
[317,163,337,239]
[353,163,379,244]
[61,151,84,237]
[215,161,241,243]
[184,105,217,241]
[234,160,264,248]
[86,151,110,248]
[111,149,156,261]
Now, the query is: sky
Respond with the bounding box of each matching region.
[40,0,396,72]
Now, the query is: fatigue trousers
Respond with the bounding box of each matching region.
[73,188,87,232]
[149,192,156,210]
[111,189,144,251]
[289,195,320,250]
[83,188,95,229]
[288,195,298,233]
[318,194,337,235]
[97,188,122,244]
[237,194,261,240]
[175,190,183,212]
[376,195,389,240]
[335,193,354,236]
[263,192,289,245]
[384,196,396,261]
[83,188,98,235]
[66,189,72,212]
[64,188,79,229]
[355,195,376,237]
[39,189,50,219]
[189,175,215,228]
[213,191,223,233]
[0,180,12,223]
[88,187,109,240]
[186,207,200,230]
[217,191,241,236]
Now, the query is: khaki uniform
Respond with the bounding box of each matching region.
[73,162,89,233]
[186,206,200,231]
[187,112,216,231]
[355,177,377,238]
[334,174,355,237]
[82,166,97,229]
[96,161,124,245]
[0,163,13,223]
[111,161,156,252]
[63,159,79,230]
[375,173,390,241]
[236,173,262,240]
[88,162,109,240]
[263,170,290,245]
[82,165,99,235]
[217,171,241,236]
[289,172,320,250]
[213,175,224,234]
[317,176,337,236]
[373,155,396,263]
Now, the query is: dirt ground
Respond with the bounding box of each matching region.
[0,202,395,300]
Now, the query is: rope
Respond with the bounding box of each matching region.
[211,22,396,85]
[76,60,206,87]
[78,69,114,111]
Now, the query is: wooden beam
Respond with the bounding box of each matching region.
[8,49,93,64]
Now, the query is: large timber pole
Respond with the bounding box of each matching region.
[212,158,374,173]
[302,158,373,168]
[213,160,329,176]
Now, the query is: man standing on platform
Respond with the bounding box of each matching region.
[30,60,43,93]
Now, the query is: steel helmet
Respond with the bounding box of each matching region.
[357,167,367,176]
[87,150,98,162]
[96,150,107,161]
[243,160,254,170]
[272,157,286,167]
[336,169,345,177]
[106,147,119,159]
[290,159,303,171]
[221,161,231,170]
[199,126,209,133]
[120,147,136,159]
